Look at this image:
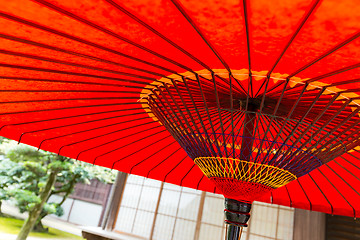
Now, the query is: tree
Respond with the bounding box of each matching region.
[0,140,116,240]
[0,158,20,216]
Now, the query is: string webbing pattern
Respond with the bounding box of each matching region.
[194,157,296,189]
[213,178,273,201]
[143,69,360,171]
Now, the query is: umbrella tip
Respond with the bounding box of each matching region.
[18,133,25,144]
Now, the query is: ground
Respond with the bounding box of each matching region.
[0,216,84,240]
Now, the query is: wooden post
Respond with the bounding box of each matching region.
[101,172,128,231]
[293,209,325,240]
[149,182,164,240]
[193,192,206,240]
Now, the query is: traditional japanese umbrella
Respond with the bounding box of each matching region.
[0,0,360,239]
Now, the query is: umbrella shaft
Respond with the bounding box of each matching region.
[240,110,256,161]
[226,225,243,240]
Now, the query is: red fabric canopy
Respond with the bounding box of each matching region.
[0,0,360,217]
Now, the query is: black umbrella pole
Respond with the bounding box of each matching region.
[226,225,243,240]
[224,198,251,240]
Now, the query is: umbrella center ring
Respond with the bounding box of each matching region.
[194,156,297,201]
[139,68,360,202]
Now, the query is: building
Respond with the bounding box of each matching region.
[50,179,112,227]
[82,172,338,240]
[112,174,294,240]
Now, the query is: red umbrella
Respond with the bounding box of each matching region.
[0,0,360,239]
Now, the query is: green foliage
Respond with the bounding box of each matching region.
[6,189,40,213]
[79,162,116,184]
[0,136,6,146]
[0,160,19,185]
[0,140,117,230]
[42,203,57,215]
[7,146,45,163]
[0,159,23,203]
[23,162,47,178]
[48,160,70,172]
[54,204,64,217]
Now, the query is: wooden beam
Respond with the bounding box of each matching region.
[194,192,206,240]
[293,209,325,240]
[101,171,128,231]
[149,182,164,240]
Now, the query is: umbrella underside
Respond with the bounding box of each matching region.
[141,68,360,202]
[0,0,359,218]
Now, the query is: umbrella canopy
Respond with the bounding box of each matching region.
[0,0,360,225]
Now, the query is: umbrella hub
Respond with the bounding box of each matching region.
[140,68,360,201]
[194,157,296,201]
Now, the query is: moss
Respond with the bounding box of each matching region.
[0,216,84,239]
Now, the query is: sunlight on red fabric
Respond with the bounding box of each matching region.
[0,0,359,223]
